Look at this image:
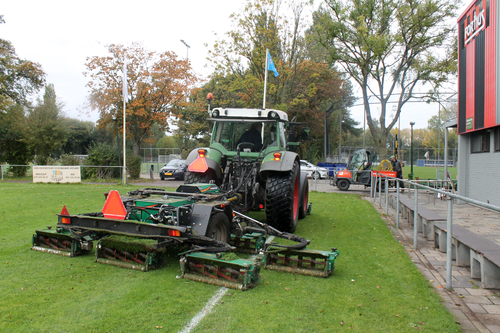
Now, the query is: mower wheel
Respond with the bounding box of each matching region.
[299,179,309,219]
[205,212,230,243]
[265,161,300,233]
[337,179,350,191]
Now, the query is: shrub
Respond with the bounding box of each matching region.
[82,142,120,179]
[127,154,142,179]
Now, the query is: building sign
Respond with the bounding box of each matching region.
[463,0,489,46]
[33,166,81,183]
[466,117,474,130]
[457,0,497,135]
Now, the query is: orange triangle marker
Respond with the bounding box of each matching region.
[102,190,127,220]
[188,156,208,173]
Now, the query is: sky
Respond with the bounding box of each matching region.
[2,0,461,130]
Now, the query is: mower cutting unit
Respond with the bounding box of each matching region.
[31,185,339,290]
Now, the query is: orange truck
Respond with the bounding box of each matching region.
[332,149,396,191]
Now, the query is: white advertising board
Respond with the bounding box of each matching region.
[33,166,81,183]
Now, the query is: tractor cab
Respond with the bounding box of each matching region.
[347,149,372,172]
[347,149,372,184]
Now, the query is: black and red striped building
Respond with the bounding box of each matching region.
[456,0,500,205]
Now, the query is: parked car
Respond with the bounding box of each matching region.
[159,159,186,180]
[300,160,329,179]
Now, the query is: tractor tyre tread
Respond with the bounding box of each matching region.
[265,161,299,233]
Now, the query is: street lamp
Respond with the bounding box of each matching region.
[180,39,190,59]
[409,122,415,180]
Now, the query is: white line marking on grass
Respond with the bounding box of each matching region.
[179,287,228,333]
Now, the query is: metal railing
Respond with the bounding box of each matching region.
[370,173,500,290]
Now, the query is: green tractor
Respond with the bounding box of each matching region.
[184,105,311,233]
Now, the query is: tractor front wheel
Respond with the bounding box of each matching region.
[265,161,300,233]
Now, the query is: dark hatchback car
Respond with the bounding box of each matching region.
[159,159,186,180]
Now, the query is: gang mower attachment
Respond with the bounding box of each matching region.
[31,186,339,290]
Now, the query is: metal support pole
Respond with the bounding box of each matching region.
[444,127,449,183]
[396,180,400,229]
[413,184,419,250]
[378,174,382,207]
[370,173,374,198]
[385,177,388,215]
[446,197,454,290]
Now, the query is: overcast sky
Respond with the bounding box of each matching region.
[2,0,460,130]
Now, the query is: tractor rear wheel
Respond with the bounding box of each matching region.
[184,171,212,184]
[205,212,230,243]
[265,161,300,233]
[298,179,309,219]
[337,179,350,191]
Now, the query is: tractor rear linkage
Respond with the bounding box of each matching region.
[32,186,339,290]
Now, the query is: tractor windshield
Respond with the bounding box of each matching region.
[348,149,369,170]
[212,120,286,151]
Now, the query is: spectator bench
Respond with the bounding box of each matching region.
[433,223,500,289]
[388,194,446,240]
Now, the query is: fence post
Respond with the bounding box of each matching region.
[396,180,400,229]
[385,177,388,215]
[378,174,382,207]
[371,173,374,199]
[446,197,454,290]
[413,184,419,250]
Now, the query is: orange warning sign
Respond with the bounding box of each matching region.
[102,190,127,220]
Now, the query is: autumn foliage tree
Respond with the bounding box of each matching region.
[311,0,458,158]
[84,43,198,155]
[201,0,354,160]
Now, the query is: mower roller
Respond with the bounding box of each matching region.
[31,185,339,290]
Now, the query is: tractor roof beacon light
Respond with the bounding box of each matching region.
[207,93,213,113]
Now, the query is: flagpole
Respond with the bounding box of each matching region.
[263,48,269,109]
[122,57,127,186]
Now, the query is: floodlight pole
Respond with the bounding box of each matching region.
[180,39,191,59]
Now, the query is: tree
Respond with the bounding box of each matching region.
[204,0,355,159]
[61,118,96,155]
[84,42,198,155]
[0,16,45,110]
[0,103,33,175]
[311,0,458,158]
[27,84,68,164]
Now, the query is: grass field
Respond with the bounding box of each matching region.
[0,182,460,332]
[402,166,457,180]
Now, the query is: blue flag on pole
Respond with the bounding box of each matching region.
[268,53,279,77]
